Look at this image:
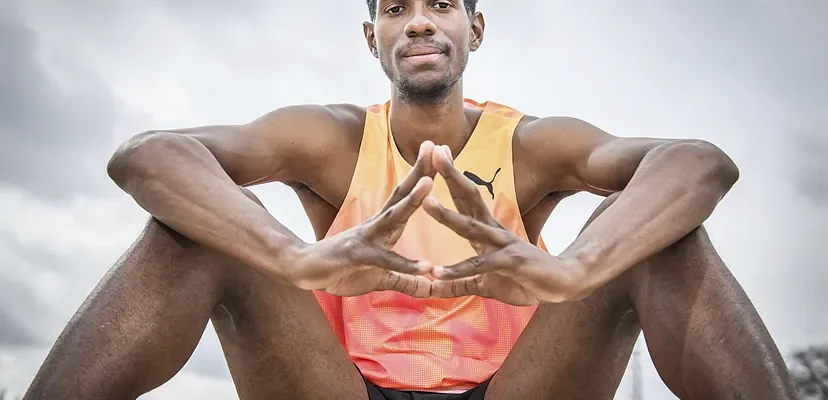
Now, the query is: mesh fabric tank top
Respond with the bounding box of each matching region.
[313,99,546,392]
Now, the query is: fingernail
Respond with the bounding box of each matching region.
[416,260,432,272]
[442,147,453,164]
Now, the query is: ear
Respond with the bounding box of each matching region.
[363,21,379,58]
[469,12,485,52]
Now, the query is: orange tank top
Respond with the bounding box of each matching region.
[313,99,546,392]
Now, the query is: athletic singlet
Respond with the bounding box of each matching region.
[313,99,547,392]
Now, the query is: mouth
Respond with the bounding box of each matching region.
[402,46,446,63]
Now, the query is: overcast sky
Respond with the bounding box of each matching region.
[0,0,825,398]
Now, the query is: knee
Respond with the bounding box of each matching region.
[656,225,715,264]
[138,217,232,270]
[583,193,719,285]
[133,186,264,270]
[584,192,715,267]
[632,224,724,294]
[581,192,622,230]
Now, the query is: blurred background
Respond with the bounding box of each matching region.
[0,0,825,398]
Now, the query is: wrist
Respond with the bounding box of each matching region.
[557,255,593,301]
[559,243,606,300]
[257,226,309,284]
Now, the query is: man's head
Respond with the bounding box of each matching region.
[363,1,485,104]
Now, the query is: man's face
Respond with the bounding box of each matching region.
[364,0,485,102]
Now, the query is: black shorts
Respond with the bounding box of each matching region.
[362,375,490,400]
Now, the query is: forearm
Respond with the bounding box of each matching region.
[107,132,305,277]
[561,140,739,292]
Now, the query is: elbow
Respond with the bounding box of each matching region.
[672,139,740,191]
[106,130,173,190]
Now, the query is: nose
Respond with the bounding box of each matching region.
[404,10,436,38]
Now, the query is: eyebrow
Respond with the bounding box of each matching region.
[378,0,409,7]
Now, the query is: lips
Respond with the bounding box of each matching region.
[402,46,444,58]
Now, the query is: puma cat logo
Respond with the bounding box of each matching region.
[463,168,501,199]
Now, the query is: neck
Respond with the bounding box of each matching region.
[389,80,473,165]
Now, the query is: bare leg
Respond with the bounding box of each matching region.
[629,225,795,399]
[211,249,364,399]
[24,203,366,399]
[486,194,796,400]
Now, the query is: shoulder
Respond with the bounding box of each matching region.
[514,116,611,167]
[515,115,609,144]
[256,102,366,138]
[246,103,368,186]
[256,102,368,157]
[477,99,605,150]
[511,115,619,195]
[324,103,368,146]
[326,103,368,131]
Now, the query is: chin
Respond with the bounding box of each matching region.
[397,72,457,103]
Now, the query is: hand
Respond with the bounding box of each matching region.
[424,145,588,306]
[287,141,438,297]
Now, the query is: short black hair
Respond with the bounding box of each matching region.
[366,0,478,21]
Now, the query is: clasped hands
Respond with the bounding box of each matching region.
[285,141,589,306]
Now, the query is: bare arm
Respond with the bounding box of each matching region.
[107,105,351,280]
[526,117,740,292]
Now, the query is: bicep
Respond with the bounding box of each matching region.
[162,105,344,186]
[527,117,670,195]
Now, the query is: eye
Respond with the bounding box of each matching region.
[433,1,452,9]
[386,5,405,15]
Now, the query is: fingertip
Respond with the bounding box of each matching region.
[414,175,432,189]
[419,141,434,164]
[433,146,453,172]
[416,260,432,273]
[430,150,444,173]
[423,195,440,209]
[421,175,434,187]
[432,266,447,278]
[413,177,434,200]
[442,145,453,160]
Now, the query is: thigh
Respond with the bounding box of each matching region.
[485,271,640,400]
[211,263,367,400]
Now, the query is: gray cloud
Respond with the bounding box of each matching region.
[0,231,77,275]
[0,278,53,347]
[0,7,119,199]
[792,130,828,206]
[679,1,827,107]
[0,223,234,386]
[0,309,38,347]
[0,229,120,349]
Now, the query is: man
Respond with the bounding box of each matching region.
[24,1,796,399]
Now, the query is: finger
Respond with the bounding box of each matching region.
[432,145,491,219]
[355,245,432,275]
[369,176,433,239]
[430,275,490,299]
[422,196,510,246]
[431,249,514,280]
[380,140,436,212]
[376,271,433,298]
